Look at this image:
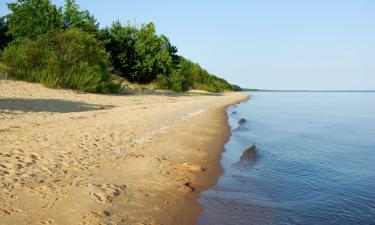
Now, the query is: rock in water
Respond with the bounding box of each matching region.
[238,118,246,125]
[239,144,257,163]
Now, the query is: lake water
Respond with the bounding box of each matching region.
[197,92,375,225]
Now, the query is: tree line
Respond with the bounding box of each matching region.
[0,0,241,93]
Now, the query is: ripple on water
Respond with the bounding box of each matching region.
[198,92,375,225]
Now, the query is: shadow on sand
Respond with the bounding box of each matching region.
[0,98,114,113]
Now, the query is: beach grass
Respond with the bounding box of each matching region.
[0,61,7,73]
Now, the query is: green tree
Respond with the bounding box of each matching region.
[160,34,180,66]
[162,56,239,93]
[3,0,240,93]
[103,21,138,78]
[6,0,63,40]
[157,58,193,92]
[63,0,99,34]
[3,29,119,93]
[103,22,177,83]
[133,22,173,83]
[0,17,12,51]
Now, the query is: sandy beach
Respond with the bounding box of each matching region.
[0,80,248,225]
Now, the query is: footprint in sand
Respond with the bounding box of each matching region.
[90,183,127,204]
[38,219,55,224]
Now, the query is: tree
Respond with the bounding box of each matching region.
[160,34,180,66]
[6,0,63,40]
[3,0,240,93]
[133,22,173,83]
[63,0,99,34]
[156,58,193,92]
[0,17,12,50]
[158,56,239,93]
[3,29,119,93]
[103,22,177,83]
[102,21,138,78]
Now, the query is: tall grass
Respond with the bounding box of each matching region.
[3,29,120,93]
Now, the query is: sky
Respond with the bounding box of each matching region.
[1,0,374,90]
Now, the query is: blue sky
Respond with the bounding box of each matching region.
[1,0,374,90]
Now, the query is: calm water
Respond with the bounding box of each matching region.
[198,92,375,225]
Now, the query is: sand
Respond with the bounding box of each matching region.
[0,80,248,225]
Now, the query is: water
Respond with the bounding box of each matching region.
[198,92,375,225]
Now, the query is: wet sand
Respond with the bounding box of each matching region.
[0,80,248,225]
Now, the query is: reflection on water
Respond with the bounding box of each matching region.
[198,92,375,225]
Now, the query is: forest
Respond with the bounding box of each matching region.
[0,0,241,93]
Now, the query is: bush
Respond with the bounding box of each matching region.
[4,0,241,93]
[101,21,177,84]
[156,59,194,92]
[156,58,239,93]
[3,28,120,93]
[157,72,189,93]
[6,0,63,40]
[194,83,217,93]
[0,17,12,50]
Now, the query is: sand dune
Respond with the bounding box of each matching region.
[0,80,247,225]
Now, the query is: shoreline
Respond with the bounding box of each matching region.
[173,95,250,225]
[0,80,248,225]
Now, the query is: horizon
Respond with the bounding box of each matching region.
[1,0,374,90]
[243,88,375,92]
[0,1,375,224]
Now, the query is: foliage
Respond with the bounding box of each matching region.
[157,59,194,92]
[157,72,189,93]
[6,0,63,40]
[133,22,174,83]
[100,21,138,80]
[155,57,240,93]
[3,29,120,93]
[63,0,99,34]
[6,0,98,40]
[101,21,176,83]
[3,0,240,93]
[0,61,7,74]
[101,21,239,92]
[0,17,12,50]
[157,57,240,93]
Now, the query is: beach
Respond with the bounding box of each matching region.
[0,80,248,225]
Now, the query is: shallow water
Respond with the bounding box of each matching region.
[198,92,375,225]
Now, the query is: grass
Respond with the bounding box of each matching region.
[0,61,9,80]
[0,61,223,95]
[119,77,159,91]
[0,61,7,73]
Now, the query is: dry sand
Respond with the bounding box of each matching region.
[0,80,248,225]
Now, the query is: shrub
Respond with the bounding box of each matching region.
[6,0,63,40]
[157,72,189,93]
[4,0,241,93]
[3,28,120,93]
[156,59,193,92]
[0,17,12,50]
[101,21,176,84]
[194,83,217,93]
[156,58,240,93]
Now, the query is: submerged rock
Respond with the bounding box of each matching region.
[238,118,247,125]
[239,144,257,163]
